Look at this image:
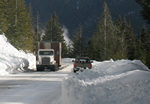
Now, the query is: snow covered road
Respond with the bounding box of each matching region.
[0,65,72,104]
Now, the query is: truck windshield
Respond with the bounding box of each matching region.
[39,51,53,55]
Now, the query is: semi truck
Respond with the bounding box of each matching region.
[35,42,61,71]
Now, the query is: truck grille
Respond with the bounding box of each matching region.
[42,57,50,64]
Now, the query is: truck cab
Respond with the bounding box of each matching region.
[36,49,55,65]
[36,42,61,71]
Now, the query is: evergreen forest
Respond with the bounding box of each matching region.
[0,0,149,68]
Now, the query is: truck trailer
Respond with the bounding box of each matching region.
[35,42,61,71]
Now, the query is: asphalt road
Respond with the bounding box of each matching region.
[0,67,72,104]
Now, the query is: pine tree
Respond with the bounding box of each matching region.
[72,25,86,57]
[135,0,150,24]
[4,0,17,41]
[42,12,67,58]
[87,39,95,59]
[62,41,68,58]
[42,12,64,42]
[67,41,74,58]
[34,12,42,42]
[139,25,150,50]
[116,17,136,60]
[27,3,37,41]
[115,16,128,59]
[15,0,34,51]
[136,25,150,67]
[91,2,116,61]
[0,0,7,34]
[4,0,34,52]
[123,19,136,60]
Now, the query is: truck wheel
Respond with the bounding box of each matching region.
[55,65,58,71]
[37,66,44,71]
[37,67,41,71]
[52,64,58,71]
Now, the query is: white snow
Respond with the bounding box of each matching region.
[54,59,150,104]
[0,33,150,104]
[0,34,35,75]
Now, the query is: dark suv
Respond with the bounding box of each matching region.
[72,57,93,73]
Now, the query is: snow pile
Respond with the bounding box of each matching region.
[0,34,35,75]
[61,59,150,104]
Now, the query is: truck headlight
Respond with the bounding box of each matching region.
[51,61,56,65]
[36,61,40,65]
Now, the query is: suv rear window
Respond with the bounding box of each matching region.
[75,58,90,63]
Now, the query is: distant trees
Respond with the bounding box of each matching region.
[87,2,135,61]
[71,25,86,58]
[42,12,64,42]
[115,16,128,59]
[134,0,150,68]
[90,2,116,60]
[0,0,149,67]
[87,2,137,62]
[135,0,150,24]
[121,19,136,60]
[0,0,69,57]
[0,0,7,34]
[1,0,35,52]
[70,1,149,69]
[34,12,43,42]
[42,12,68,58]
[135,25,150,68]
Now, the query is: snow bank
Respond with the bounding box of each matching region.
[61,59,150,104]
[0,34,35,75]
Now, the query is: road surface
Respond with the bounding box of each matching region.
[0,65,72,104]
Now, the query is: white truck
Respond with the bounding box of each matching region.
[35,42,61,71]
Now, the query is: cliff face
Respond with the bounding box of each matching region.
[25,0,149,39]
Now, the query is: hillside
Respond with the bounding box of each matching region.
[24,0,149,40]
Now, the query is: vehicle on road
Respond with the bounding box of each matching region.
[72,57,93,73]
[35,42,61,71]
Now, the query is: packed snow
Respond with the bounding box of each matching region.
[0,34,35,75]
[55,59,150,104]
[0,34,150,104]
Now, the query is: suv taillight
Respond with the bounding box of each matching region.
[90,64,92,69]
[74,63,76,67]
